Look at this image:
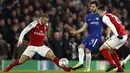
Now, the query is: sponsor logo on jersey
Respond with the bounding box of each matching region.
[96,17,99,20]
[40,30,43,33]
[91,22,99,25]
[34,30,44,36]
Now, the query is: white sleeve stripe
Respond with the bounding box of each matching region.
[92,39,98,47]
[30,20,38,28]
[18,21,38,42]
[102,15,118,36]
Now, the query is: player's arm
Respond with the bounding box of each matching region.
[44,23,49,41]
[70,23,88,35]
[102,15,118,36]
[106,27,111,39]
[17,21,37,47]
[76,23,88,33]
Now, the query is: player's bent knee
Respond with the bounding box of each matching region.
[45,50,56,60]
[48,52,56,60]
[78,44,85,49]
[86,48,91,53]
[86,51,91,53]
[99,44,108,51]
[50,55,56,60]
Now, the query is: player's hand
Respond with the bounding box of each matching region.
[105,36,110,40]
[106,34,110,40]
[117,35,123,39]
[17,41,23,47]
[70,30,77,35]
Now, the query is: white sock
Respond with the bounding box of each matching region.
[78,48,84,64]
[123,54,130,64]
[86,53,91,69]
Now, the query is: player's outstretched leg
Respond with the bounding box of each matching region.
[4,55,30,72]
[45,50,72,72]
[111,52,124,72]
[121,54,130,69]
[72,44,85,70]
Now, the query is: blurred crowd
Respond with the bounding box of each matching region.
[0,0,130,63]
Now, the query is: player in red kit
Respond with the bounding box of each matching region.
[4,13,72,72]
[97,5,128,72]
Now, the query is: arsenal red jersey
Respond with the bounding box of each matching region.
[102,13,127,36]
[28,21,47,46]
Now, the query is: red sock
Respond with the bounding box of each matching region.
[53,57,60,67]
[111,52,122,70]
[4,60,19,72]
[9,60,19,68]
[100,49,115,65]
[12,60,19,66]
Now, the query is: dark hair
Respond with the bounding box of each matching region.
[39,13,49,18]
[89,0,100,6]
[97,5,106,11]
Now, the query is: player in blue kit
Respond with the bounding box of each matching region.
[70,1,103,72]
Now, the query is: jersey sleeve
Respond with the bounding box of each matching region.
[102,15,118,36]
[86,13,93,24]
[85,15,89,23]
[18,20,38,42]
[85,14,89,23]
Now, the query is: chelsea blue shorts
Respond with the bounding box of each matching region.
[81,35,101,51]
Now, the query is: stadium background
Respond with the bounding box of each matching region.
[0,0,130,71]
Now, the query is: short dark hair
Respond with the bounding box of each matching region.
[97,5,106,11]
[39,13,49,18]
[89,0,100,6]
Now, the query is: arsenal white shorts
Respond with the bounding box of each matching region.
[22,45,51,58]
[104,35,127,50]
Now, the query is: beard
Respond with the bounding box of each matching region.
[91,10,96,13]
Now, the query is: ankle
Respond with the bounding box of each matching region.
[118,66,122,70]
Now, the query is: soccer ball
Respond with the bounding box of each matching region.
[59,58,69,68]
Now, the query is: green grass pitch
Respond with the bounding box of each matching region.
[0,70,130,73]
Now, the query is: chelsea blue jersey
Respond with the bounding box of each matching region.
[86,13,103,40]
[81,13,103,51]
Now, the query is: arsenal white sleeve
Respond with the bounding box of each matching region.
[18,20,37,42]
[102,15,118,36]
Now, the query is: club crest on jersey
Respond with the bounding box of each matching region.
[96,17,99,20]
